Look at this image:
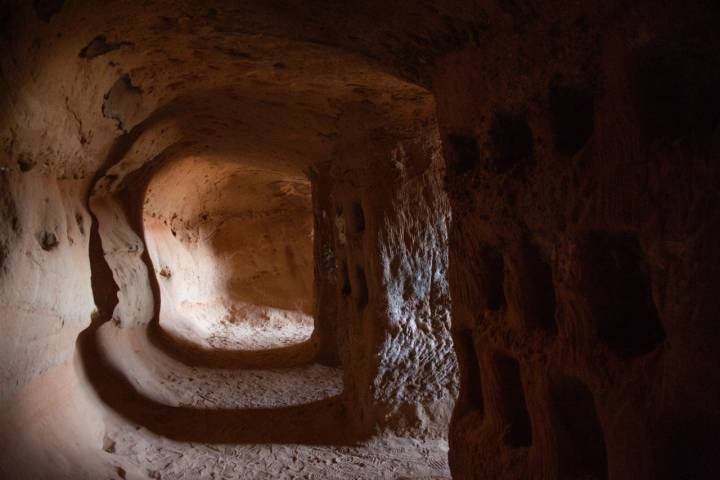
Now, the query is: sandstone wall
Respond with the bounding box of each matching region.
[431,2,720,478]
[143,156,314,350]
[0,168,95,404]
[311,162,342,365]
[3,1,717,477]
[318,137,459,438]
[0,167,107,479]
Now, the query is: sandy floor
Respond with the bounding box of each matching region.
[206,319,314,352]
[161,304,314,352]
[104,425,451,480]
[76,320,453,479]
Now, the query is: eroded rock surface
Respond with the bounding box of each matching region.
[432,2,720,479]
[143,156,314,351]
[1,1,718,479]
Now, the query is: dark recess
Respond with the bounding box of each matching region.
[39,231,59,251]
[75,213,85,235]
[79,35,133,59]
[488,112,533,173]
[17,157,35,172]
[33,0,64,22]
[631,41,720,140]
[446,133,480,175]
[549,80,594,154]
[494,353,532,448]
[580,231,666,358]
[352,201,366,233]
[483,246,506,311]
[551,375,608,479]
[340,260,351,296]
[455,330,484,415]
[524,241,557,331]
[354,265,369,310]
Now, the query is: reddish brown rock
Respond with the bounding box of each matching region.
[0,1,718,479]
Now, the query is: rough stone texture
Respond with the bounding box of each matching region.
[310,162,341,365]
[1,1,463,477]
[1,0,719,478]
[325,138,459,438]
[0,167,94,404]
[143,156,314,351]
[432,2,720,479]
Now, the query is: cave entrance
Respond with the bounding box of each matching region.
[143,156,315,352]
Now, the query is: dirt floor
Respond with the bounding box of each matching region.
[104,422,451,480]
[77,318,452,480]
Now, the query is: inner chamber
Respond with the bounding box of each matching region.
[144,155,314,352]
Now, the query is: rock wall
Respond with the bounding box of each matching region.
[143,156,314,351]
[0,168,95,405]
[2,1,718,477]
[311,162,342,365]
[0,166,108,479]
[432,2,720,478]
[318,137,459,438]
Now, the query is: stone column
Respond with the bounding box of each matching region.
[326,137,459,438]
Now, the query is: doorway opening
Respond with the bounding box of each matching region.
[143,155,314,352]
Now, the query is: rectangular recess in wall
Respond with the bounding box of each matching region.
[524,240,557,332]
[580,231,666,357]
[446,133,480,175]
[456,329,484,415]
[494,353,532,448]
[550,375,608,479]
[352,201,365,233]
[340,259,351,296]
[354,265,368,310]
[482,245,506,312]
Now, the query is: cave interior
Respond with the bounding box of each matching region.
[1,1,719,479]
